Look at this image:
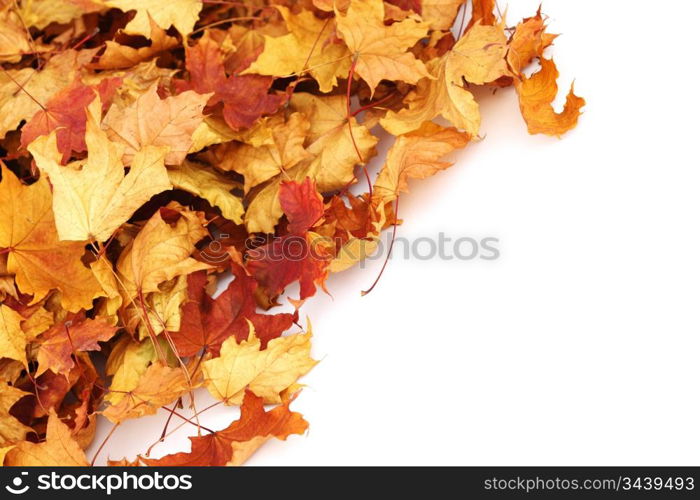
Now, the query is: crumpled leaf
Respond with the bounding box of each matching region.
[116,207,211,298]
[515,58,585,136]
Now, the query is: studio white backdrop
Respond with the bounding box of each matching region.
[91,0,700,465]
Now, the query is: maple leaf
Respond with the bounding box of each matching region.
[374,122,470,202]
[244,6,351,92]
[0,383,32,447]
[169,267,295,358]
[36,314,118,377]
[142,390,308,466]
[29,96,172,242]
[0,305,27,367]
[467,0,498,30]
[168,160,244,224]
[380,55,481,137]
[107,0,203,37]
[5,410,89,466]
[202,321,317,405]
[335,0,431,94]
[515,58,586,136]
[0,50,94,139]
[94,17,179,70]
[116,207,211,298]
[0,6,34,64]
[247,179,332,301]
[183,31,284,130]
[21,78,121,164]
[421,0,463,30]
[103,361,189,423]
[507,9,558,75]
[219,112,311,194]
[289,93,379,192]
[447,20,509,85]
[0,164,103,311]
[104,336,165,406]
[103,83,211,166]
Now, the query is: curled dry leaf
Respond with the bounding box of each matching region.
[0,0,582,466]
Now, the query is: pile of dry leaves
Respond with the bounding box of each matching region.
[0,0,584,466]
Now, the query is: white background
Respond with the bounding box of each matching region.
[91,0,700,465]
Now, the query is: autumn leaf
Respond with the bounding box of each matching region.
[169,267,295,357]
[515,58,586,136]
[0,305,27,367]
[102,361,189,423]
[0,50,94,139]
[374,122,470,202]
[141,390,308,466]
[103,83,211,166]
[94,17,179,70]
[168,160,244,224]
[202,321,316,405]
[21,78,121,164]
[0,164,103,311]
[36,314,118,377]
[5,410,89,466]
[0,383,32,447]
[29,95,172,242]
[116,207,211,298]
[182,31,284,130]
[507,9,558,75]
[107,0,203,37]
[335,0,432,94]
[244,6,351,92]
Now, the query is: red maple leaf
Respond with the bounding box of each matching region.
[21,78,122,164]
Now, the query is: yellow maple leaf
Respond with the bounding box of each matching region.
[103,83,211,166]
[221,112,311,194]
[202,321,317,405]
[380,56,481,136]
[0,305,27,367]
[5,410,89,466]
[168,160,244,224]
[0,384,32,448]
[374,122,470,203]
[107,0,202,37]
[103,361,190,423]
[94,16,179,70]
[245,6,351,92]
[335,0,431,94]
[446,21,509,85]
[421,0,464,30]
[116,206,211,298]
[29,95,172,242]
[290,93,378,192]
[0,164,103,311]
